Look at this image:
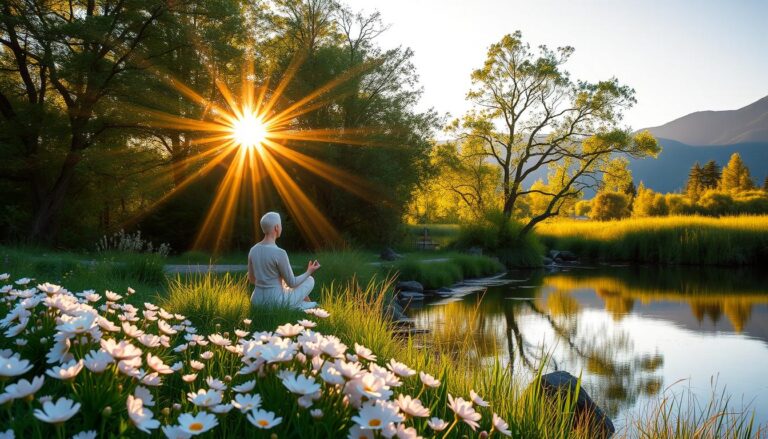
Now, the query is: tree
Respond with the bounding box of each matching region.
[685,162,703,200]
[633,183,668,217]
[601,157,633,193]
[1,0,179,241]
[764,175,768,192]
[590,191,630,221]
[450,31,659,236]
[700,160,721,190]
[720,153,754,193]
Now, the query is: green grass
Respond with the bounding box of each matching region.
[381,252,504,289]
[537,215,768,265]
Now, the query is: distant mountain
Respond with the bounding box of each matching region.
[644,95,768,145]
[630,96,768,192]
[629,139,768,193]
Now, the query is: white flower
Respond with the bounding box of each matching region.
[297,319,316,328]
[199,351,213,360]
[186,389,222,408]
[393,423,421,439]
[210,403,233,414]
[105,291,122,301]
[351,400,403,430]
[146,353,174,374]
[246,409,282,429]
[234,329,249,338]
[171,362,183,372]
[354,343,377,361]
[232,393,262,413]
[242,318,252,325]
[36,282,61,293]
[275,323,304,337]
[232,379,256,393]
[3,375,44,399]
[419,371,440,388]
[395,394,429,417]
[334,359,363,379]
[320,336,347,358]
[100,339,142,359]
[134,386,155,407]
[469,389,489,407]
[447,394,481,430]
[492,413,512,436]
[127,395,159,433]
[281,371,321,395]
[347,425,374,439]
[320,365,345,386]
[45,359,84,380]
[158,320,177,335]
[56,312,97,335]
[427,417,449,431]
[310,408,323,419]
[205,376,226,390]
[207,334,231,346]
[304,308,330,318]
[177,411,218,435]
[141,372,162,387]
[71,430,97,439]
[173,343,189,353]
[137,334,162,348]
[0,354,32,377]
[83,349,114,373]
[161,425,191,439]
[0,273,9,281]
[387,359,415,378]
[189,360,204,371]
[33,397,81,424]
[348,373,392,400]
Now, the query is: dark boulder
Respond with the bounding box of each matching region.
[395,280,424,294]
[549,250,578,262]
[540,371,615,438]
[466,246,483,256]
[380,248,403,261]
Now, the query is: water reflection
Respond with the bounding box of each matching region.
[406,266,768,425]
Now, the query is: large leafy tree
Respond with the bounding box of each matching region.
[450,31,659,235]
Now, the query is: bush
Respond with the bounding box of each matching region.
[574,200,592,217]
[590,191,630,221]
[453,211,544,267]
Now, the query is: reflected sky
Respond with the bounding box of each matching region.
[405,266,768,428]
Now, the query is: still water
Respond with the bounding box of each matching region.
[404,265,768,428]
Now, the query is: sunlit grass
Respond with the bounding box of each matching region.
[537,215,768,265]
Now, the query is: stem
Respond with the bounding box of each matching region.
[441,416,459,438]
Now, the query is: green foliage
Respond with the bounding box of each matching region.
[574,200,592,217]
[720,152,755,193]
[108,254,167,285]
[590,191,631,221]
[453,211,544,267]
[633,184,668,217]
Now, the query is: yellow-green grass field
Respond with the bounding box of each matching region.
[537,215,768,265]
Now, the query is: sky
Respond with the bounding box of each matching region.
[351,0,768,131]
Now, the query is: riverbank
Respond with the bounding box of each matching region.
[536,215,768,265]
[2,247,764,437]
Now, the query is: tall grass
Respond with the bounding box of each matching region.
[538,216,768,265]
[453,212,545,267]
[385,253,504,289]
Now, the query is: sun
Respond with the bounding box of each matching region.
[231,110,268,149]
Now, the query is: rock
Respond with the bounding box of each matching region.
[466,246,483,256]
[540,371,615,438]
[542,257,554,266]
[549,250,578,262]
[380,247,403,261]
[548,250,560,259]
[398,291,425,301]
[395,280,424,294]
[383,299,409,322]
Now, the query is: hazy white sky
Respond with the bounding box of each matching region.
[351,0,768,130]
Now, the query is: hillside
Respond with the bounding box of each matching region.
[644,95,768,145]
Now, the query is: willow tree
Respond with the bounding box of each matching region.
[450,31,660,235]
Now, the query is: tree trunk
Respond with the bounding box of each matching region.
[29,150,82,242]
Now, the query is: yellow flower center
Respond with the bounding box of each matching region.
[258,419,269,427]
[369,419,381,427]
[189,422,204,431]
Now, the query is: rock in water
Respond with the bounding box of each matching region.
[540,371,615,438]
[395,280,424,294]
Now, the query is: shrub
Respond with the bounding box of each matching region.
[574,200,592,217]
[590,191,630,221]
[453,210,544,267]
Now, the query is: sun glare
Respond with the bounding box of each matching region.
[231,111,267,149]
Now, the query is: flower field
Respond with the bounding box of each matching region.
[0,273,511,438]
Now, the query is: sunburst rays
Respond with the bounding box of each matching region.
[136,55,388,253]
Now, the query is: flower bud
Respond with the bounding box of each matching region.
[102,406,112,417]
[161,407,170,416]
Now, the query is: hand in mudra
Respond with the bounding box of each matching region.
[307,259,321,274]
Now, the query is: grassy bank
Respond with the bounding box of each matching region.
[537,215,768,265]
[383,252,505,289]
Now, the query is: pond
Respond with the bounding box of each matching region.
[404,265,768,429]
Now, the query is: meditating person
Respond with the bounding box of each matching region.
[248,212,320,309]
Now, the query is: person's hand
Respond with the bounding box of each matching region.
[307,259,321,275]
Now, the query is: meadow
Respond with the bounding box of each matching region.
[1,246,764,438]
[537,215,768,265]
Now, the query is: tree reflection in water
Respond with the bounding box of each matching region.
[407,266,768,419]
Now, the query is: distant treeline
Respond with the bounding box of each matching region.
[582,153,768,220]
